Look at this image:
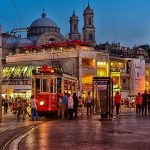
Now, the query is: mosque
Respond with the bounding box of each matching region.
[2,3,95,58]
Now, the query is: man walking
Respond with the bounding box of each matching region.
[86,92,93,115]
[67,93,74,120]
[114,91,121,117]
[29,95,38,121]
[73,93,79,119]
[141,91,148,114]
[136,93,142,114]
[4,95,9,114]
[61,93,68,119]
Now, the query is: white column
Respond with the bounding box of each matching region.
[78,55,82,96]
[0,25,2,121]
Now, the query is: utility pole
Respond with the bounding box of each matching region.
[0,25,2,121]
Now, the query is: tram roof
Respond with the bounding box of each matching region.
[32,72,77,80]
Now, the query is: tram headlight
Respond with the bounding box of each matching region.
[39,101,45,106]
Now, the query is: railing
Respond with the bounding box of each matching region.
[6,50,79,63]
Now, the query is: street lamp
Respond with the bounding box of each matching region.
[0,25,2,121]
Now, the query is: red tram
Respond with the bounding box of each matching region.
[31,65,77,115]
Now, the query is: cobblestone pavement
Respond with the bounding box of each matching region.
[18,109,150,150]
[0,111,44,149]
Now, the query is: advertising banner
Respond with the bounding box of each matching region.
[129,58,145,95]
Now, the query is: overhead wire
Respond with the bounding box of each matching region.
[0,15,15,27]
[10,0,25,25]
[10,0,26,26]
[10,0,27,46]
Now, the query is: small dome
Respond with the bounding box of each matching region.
[30,11,58,28]
[3,38,19,48]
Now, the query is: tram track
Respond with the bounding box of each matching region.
[0,121,46,150]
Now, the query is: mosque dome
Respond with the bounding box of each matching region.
[27,10,61,42]
[30,12,58,28]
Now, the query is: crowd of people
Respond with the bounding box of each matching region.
[135,91,150,115]
[57,91,93,120]
[114,90,150,116]
[3,90,150,121]
[2,91,93,121]
[2,95,38,121]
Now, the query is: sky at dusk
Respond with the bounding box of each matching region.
[0,0,150,47]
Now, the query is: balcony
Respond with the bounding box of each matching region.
[6,50,79,64]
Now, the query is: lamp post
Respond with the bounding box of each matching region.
[0,25,2,121]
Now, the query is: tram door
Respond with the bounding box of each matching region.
[93,77,113,120]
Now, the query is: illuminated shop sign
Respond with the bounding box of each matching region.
[96,81,107,85]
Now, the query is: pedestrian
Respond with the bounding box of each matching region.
[57,90,62,118]
[67,93,74,120]
[22,99,29,120]
[29,95,38,121]
[135,92,142,114]
[16,99,22,120]
[148,91,150,113]
[78,96,84,114]
[11,99,17,114]
[73,93,79,119]
[86,92,93,115]
[141,91,148,114]
[114,91,121,117]
[61,93,68,119]
[4,95,9,114]
[128,96,133,108]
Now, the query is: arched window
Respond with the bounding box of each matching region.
[49,38,55,42]
[89,33,93,41]
[89,17,92,25]
[73,24,77,31]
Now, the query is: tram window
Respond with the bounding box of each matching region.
[36,78,40,93]
[64,80,68,90]
[50,78,53,93]
[72,82,75,91]
[43,79,48,92]
[57,78,62,91]
[68,82,71,90]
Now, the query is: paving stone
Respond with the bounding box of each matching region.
[18,110,150,150]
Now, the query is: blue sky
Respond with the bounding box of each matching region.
[0,0,150,47]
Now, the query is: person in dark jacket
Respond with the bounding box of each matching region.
[147,91,150,113]
[4,95,9,114]
[141,91,148,114]
[73,93,79,119]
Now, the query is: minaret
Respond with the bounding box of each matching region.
[83,2,95,43]
[69,11,81,40]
